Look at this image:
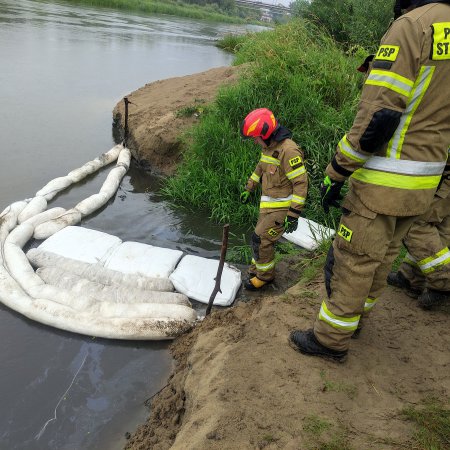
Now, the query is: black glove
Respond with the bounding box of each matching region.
[284,215,298,234]
[320,175,344,213]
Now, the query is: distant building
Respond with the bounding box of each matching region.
[260,7,272,22]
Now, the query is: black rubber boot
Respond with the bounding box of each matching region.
[417,288,450,310]
[288,329,348,363]
[351,326,363,339]
[387,271,422,298]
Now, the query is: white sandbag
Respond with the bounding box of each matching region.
[0,148,199,340]
[36,266,189,306]
[67,145,123,182]
[35,177,73,200]
[18,196,47,224]
[104,241,183,279]
[0,201,29,236]
[36,144,123,200]
[117,147,131,168]
[4,208,67,291]
[28,298,194,340]
[27,248,174,292]
[34,148,130,238]
[283,217,335,251]
[98,302,196,321]
[34,209,82,239]
[28,284,95,311]
[169,255,241,306]
[7,208,66,248]
[36,226,121,264]
[75,193,110,216]
[99,167,127,196]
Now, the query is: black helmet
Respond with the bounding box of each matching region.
[393,0,418,19]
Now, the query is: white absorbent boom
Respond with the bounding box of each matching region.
[0,145,196,340]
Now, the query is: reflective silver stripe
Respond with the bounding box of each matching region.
[292,195,305,204]
[387,66,435,159]
[338,135,370,163]
[363,157,446,175]
[366,69,414,97]
[318,302,360,331]
[286,166,306,179]
[260,195,293,203]
[364,297,377,312]
[260,154,280,165]
[419,249,450,273]
[255,260,275,271]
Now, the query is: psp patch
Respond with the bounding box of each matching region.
[338,224,353,242]
[289,156,302,167]
[374,45,400,62]
[431,22,450,60]
[267,228,278,237]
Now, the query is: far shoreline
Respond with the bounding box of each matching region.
[59,0,262,25]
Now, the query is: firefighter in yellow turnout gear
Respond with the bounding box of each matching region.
[240,108,308,290]
[388,155,450,308]
[289,0,450,362]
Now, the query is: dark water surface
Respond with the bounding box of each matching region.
[0,1,260,448]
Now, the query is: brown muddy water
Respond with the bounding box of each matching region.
[0,1,263,448]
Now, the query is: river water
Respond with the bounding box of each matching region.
[0,1,260,448]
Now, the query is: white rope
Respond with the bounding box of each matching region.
[34,351,88,440]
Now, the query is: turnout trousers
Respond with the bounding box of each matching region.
[248,210,287,282]
[398,195,450,292]
[314,196,417,351]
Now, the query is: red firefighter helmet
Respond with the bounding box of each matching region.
[241,108,278,140]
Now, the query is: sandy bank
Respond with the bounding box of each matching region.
[115,66,449,450]
[113,65,242,175]
[125,277,449,449]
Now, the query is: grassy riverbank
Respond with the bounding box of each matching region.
[163,19,364,230]
[61,0,250,23]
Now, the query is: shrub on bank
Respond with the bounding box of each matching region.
[164,19,364,230]
[292,0,393,51]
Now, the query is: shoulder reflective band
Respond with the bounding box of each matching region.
[260,154,280,165]
[292,195,306,205]
[364,297,378,313]
[250,172,261,183]
[387,66,435,159]
[363,157,446,175]
[338,135,370,163]
[255,259,275,272]
[417,247,450,274]
[351,169,441,189]
[374,45,400,61]
[286,166,306,180]
[365,69,414,97]
[260,195,292,209]
[431,23,450,60]
[318,300,360,331]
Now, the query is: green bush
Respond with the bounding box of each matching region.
[163,19,364,230]
[292,0,393,51]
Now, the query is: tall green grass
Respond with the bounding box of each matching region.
[163,19,364,230]
[215,33,248,53]
[60,0,246,23]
